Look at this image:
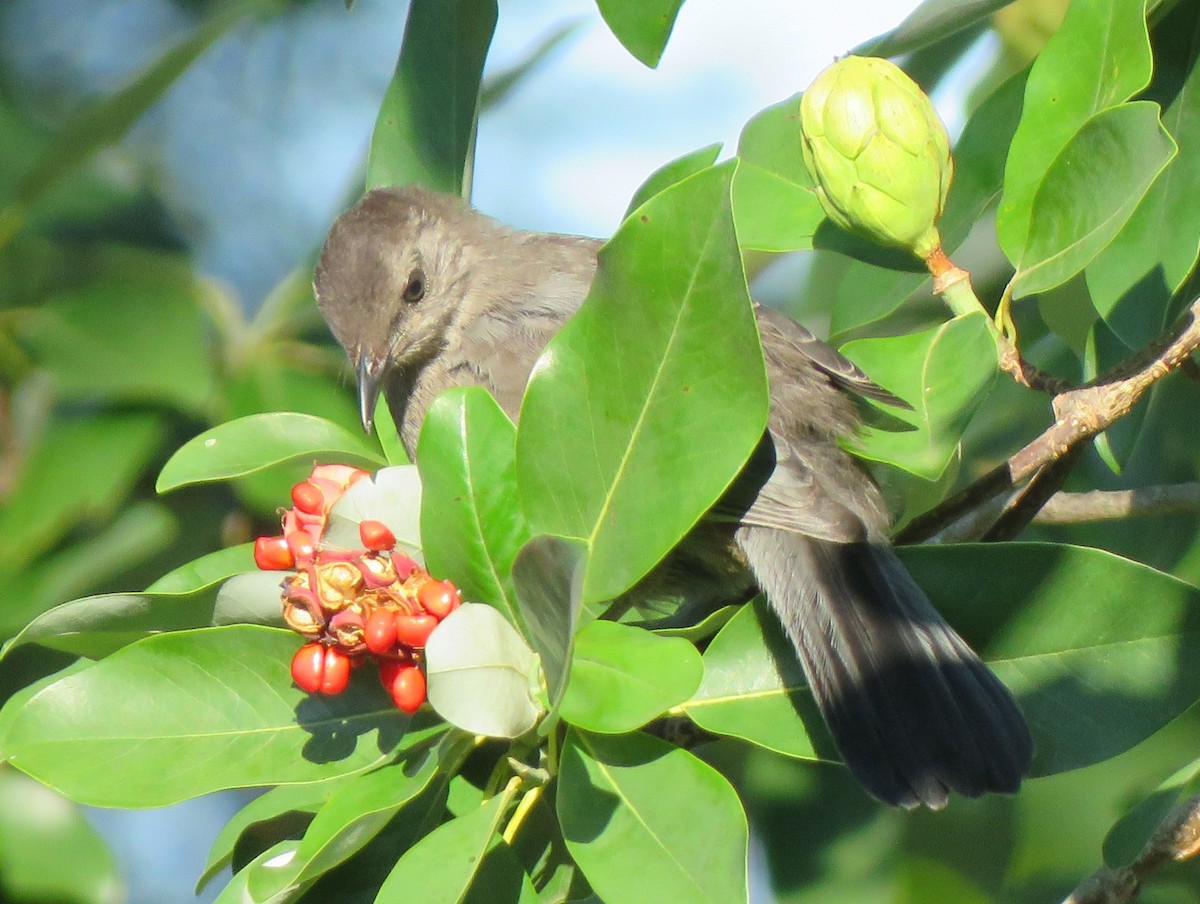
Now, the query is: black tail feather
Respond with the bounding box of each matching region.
[736,527,1033,809]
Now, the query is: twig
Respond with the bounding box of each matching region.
[1033,484,1200,525]
[1062,795,1200,904]
[898,297,1200,543]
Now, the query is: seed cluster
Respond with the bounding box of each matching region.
[254,464,461,713]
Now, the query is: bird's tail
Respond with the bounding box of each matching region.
[736,527,1033,809]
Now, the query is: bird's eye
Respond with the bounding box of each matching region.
[403,268,426,303]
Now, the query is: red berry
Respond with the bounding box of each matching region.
[286,530,316,565]
[417,580,460,619]
[291,481,326,515]
[394,613,438,649]
[290,643,352,695]
[387,665,426,714]
[253,536,294,571]
[378,657,403,689]
[363,609,398,655]
[359,519,397,552]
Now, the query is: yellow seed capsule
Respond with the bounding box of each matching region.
[283,601,322,637]
[317,561,363,610]
[799,55,952,260]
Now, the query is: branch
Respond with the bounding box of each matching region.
[898,297,1200,543]
[1033,484,1200,525]
[1062,795,1200,904]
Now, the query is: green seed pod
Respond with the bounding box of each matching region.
[800,55,952,260]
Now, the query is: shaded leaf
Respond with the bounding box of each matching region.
[367,0,497,194]
[157,412,384,493]
[1013,102,1176,299]
[559,729,749,904]
[1084,319,1146,474]
[841,311,998,480]
[682,597,832,761]
[511,535,589,715]
[593,0,684,67]
[418,388,529,624]
[3,626,411,806]
[516,162,768,603]
[898,543,1200,776]
[425,603,542,738]
[1102,759,1200,867]
[997,0,1153,262]
[376,784,515,903]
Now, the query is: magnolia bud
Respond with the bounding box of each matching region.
[799,55,952,260]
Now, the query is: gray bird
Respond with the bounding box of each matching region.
[314,185,1033,809]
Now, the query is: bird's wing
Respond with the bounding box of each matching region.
[753,304,910,409]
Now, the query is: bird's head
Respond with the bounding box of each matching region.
[314,186,479,432]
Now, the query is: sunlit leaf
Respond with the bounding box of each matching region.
[593,0,684,67]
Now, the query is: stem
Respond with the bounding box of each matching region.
[502,785,545,846]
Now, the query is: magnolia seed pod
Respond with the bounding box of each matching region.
[799,55,952,260]
[283,600,323,637]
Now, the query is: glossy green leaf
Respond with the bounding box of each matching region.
[425,603,542,738]
[286,741,444,887]
[829,69,1027,335]
[560,620,702,733]
[1084,320,1146,474]
[0,770,120,904]
[0,412,167,568]
[681,597,833,761]
[511,535,589,714]
[198,777,352,892]
[462,838,540,904]
[1085,1,1200,346]
[626,144,721,217]
[418,388,529,624]
[147,542,256,594]
[593,0,684,67]
[732,93,825,252]
[212,840,298,904]
[840,311,998,480]
[373,395,409,466]
[367,0,497,194]
[1012,102,1176,299]
[1,575,283,662]
[516,162,768,603]
[1102,758,1200,867]
[898,542,1200,776]
[650,604,737,641]
[156,412,384,492]
[559,729,749,904]
[376,784,514,903]
[855,0,1013,56]
[997,0,1153,263]
[3,626,410,806]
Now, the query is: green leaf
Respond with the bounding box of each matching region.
[285,741,444,887]
[681,597,833,761]
[212,840,298,904]
[855,0,1014,57]
[3,626,411,807]
[840,311,998,480]
[198,777,351,892]
[1084,320,1146,474]
[897,543,1200,776]
[156,412,384,493]
[0,412,167,568]
[418,387,529,625]
[0,770,120,904]
[560,620,702,733]
[1085,1,1200,346]
[367,0,497,194]
[462,839,540,904]
[1102,759,1200,866]
[15,249,218,413]
[373,395,410,466]
[558,729,749,904]
[997,0,1153,263]
[147,543,256,594]
[376,783,515,903]
[511,535,589,715]
[1012,102,1177,299]
[593,0,684,67]
[0,0,261,237]
[425,603,542,738]
[626,144,722,218]
[516,162,769,603]
[829,69,1027,335]
[732,93,826,252]
[2,576,283,662]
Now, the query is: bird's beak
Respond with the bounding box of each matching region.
[357,356,388,434]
